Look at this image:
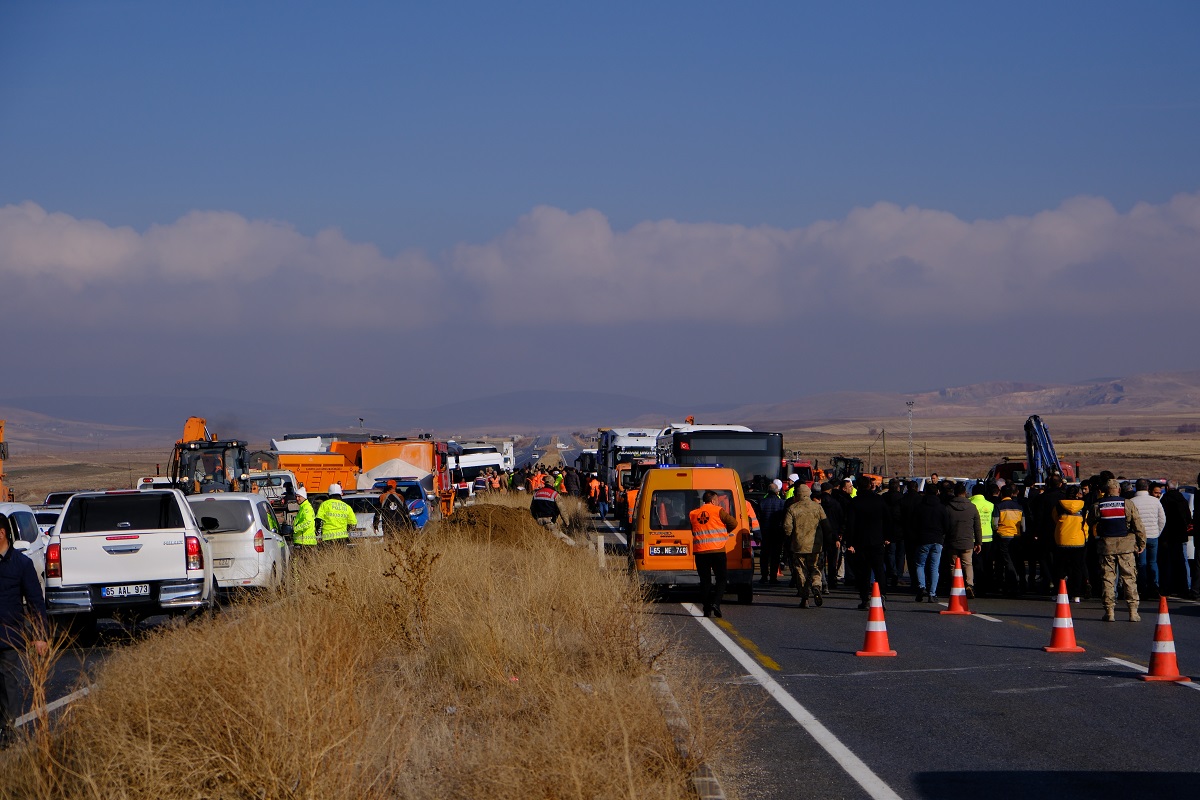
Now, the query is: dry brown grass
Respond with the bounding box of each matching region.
[0,501,717,800]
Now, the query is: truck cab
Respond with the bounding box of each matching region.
[631,466,754,604]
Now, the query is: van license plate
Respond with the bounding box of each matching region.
[101,584,150,598]
[649,546,688,556]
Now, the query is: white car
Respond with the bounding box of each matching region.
[1,502,48,591]
[187,493,291,595]
[34,508,62,536]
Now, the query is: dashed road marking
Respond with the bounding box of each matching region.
[1105,656,1200,691]
[599,518,627,545]
[934,601,1002,622]
[683,602,903,800]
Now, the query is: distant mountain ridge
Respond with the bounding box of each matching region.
[2,370,1199,448]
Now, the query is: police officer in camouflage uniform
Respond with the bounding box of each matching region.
[1087,479,1146,622]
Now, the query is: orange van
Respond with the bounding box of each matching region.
[630,466,754,604]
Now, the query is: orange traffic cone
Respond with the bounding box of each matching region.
[856,581,897,657]
[1044,578,1085,653]
[1141,595,1191,682]
[940,557,972,615]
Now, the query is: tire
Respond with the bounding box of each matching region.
[736,584,754,605]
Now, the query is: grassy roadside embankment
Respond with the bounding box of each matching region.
[1,500,723,799]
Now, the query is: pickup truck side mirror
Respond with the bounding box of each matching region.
[200,516,220,532]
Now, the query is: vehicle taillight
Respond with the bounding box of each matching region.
[185,535,203,571]
[632,533,644,561]
[253,529,265,553]
[47,544,61,580]
[741,531,752,557]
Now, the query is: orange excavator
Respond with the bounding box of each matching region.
[168,416,250,495]
[0,420,13,502]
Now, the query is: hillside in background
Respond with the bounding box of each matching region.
[2,371,1199,451]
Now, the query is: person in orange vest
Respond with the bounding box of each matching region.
[587,474,601,513]
[690,490,738,618]
[623,485,640,532]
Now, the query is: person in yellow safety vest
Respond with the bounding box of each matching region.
[316,483,357,545]
[969,484,996,596]
[690,490,738,618]
[554,471,566,494]
[784,473,800,500]
[292,485,318,548]
[745,499,760,541]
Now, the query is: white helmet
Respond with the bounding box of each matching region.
[328,483,343,496]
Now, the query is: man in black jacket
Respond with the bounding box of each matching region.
[0,515,48,748]
[944,482,983,598]
[914,483,951,602]
[846,476,891,609]
[1160,481,1193,597]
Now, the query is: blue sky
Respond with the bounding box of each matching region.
[1,1,1198,412]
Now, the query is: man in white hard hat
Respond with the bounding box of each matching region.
[316,483,356,546]
[292,485,318,549]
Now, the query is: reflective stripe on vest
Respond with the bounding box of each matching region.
[690,504,729,553]
[317,498,356,540]
[1096,498,1129,538]
[533,487,558,503]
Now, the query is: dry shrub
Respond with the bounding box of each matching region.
[0,506,717,800]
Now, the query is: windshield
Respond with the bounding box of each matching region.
[647,489,734,531]
[344,497,380,513]
[188,498,254,532]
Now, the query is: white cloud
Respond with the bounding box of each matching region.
[2,192,1198,333]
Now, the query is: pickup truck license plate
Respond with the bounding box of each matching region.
[213,558,235,568]
[648,545,688,556]
[101,584,150,598]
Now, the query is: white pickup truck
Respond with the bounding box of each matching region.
[45,489,215,635]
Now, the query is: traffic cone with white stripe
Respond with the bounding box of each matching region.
[1141,595,1191,682]
[1043,578,1085,653]
[856,581,897,657]
[940,557,972,615]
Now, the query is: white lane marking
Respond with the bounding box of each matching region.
[993,685,1070,694]
[1104,657,1200,691]
[600,518,627,545]
[15,684,94,728]
[934,602,1002,623]
[682,602,902,800]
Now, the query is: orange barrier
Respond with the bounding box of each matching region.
[1141,595,1191,682]
[940,557,972,616]
[856,582,897,657]
[1043,578,1085,653]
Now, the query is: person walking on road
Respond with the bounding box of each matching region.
[0,515,48,749]
[316,484,356,546]
[846,475,891,609]
[1087,478,1146,622]
[914,482,949,602]
[690,491,738,618]
[1129,479,1166,598]
[758,480,787,584]
[994,484,1025,596]
[291,485,318,550]
[944,482,983,598]
[783,484,828,608]
[1052,484,1088,602]
[969,484,996,596]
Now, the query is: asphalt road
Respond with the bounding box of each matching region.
[651,572,1200,800]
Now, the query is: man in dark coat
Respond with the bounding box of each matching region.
[845,476,891,608]
[0,515,48,748]
[1160,480,1193,598]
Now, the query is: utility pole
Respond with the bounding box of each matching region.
[906,401,915,478]
[882,428,888,475]
[924,442,929,477]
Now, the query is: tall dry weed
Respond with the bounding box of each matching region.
[0,498,724,800]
